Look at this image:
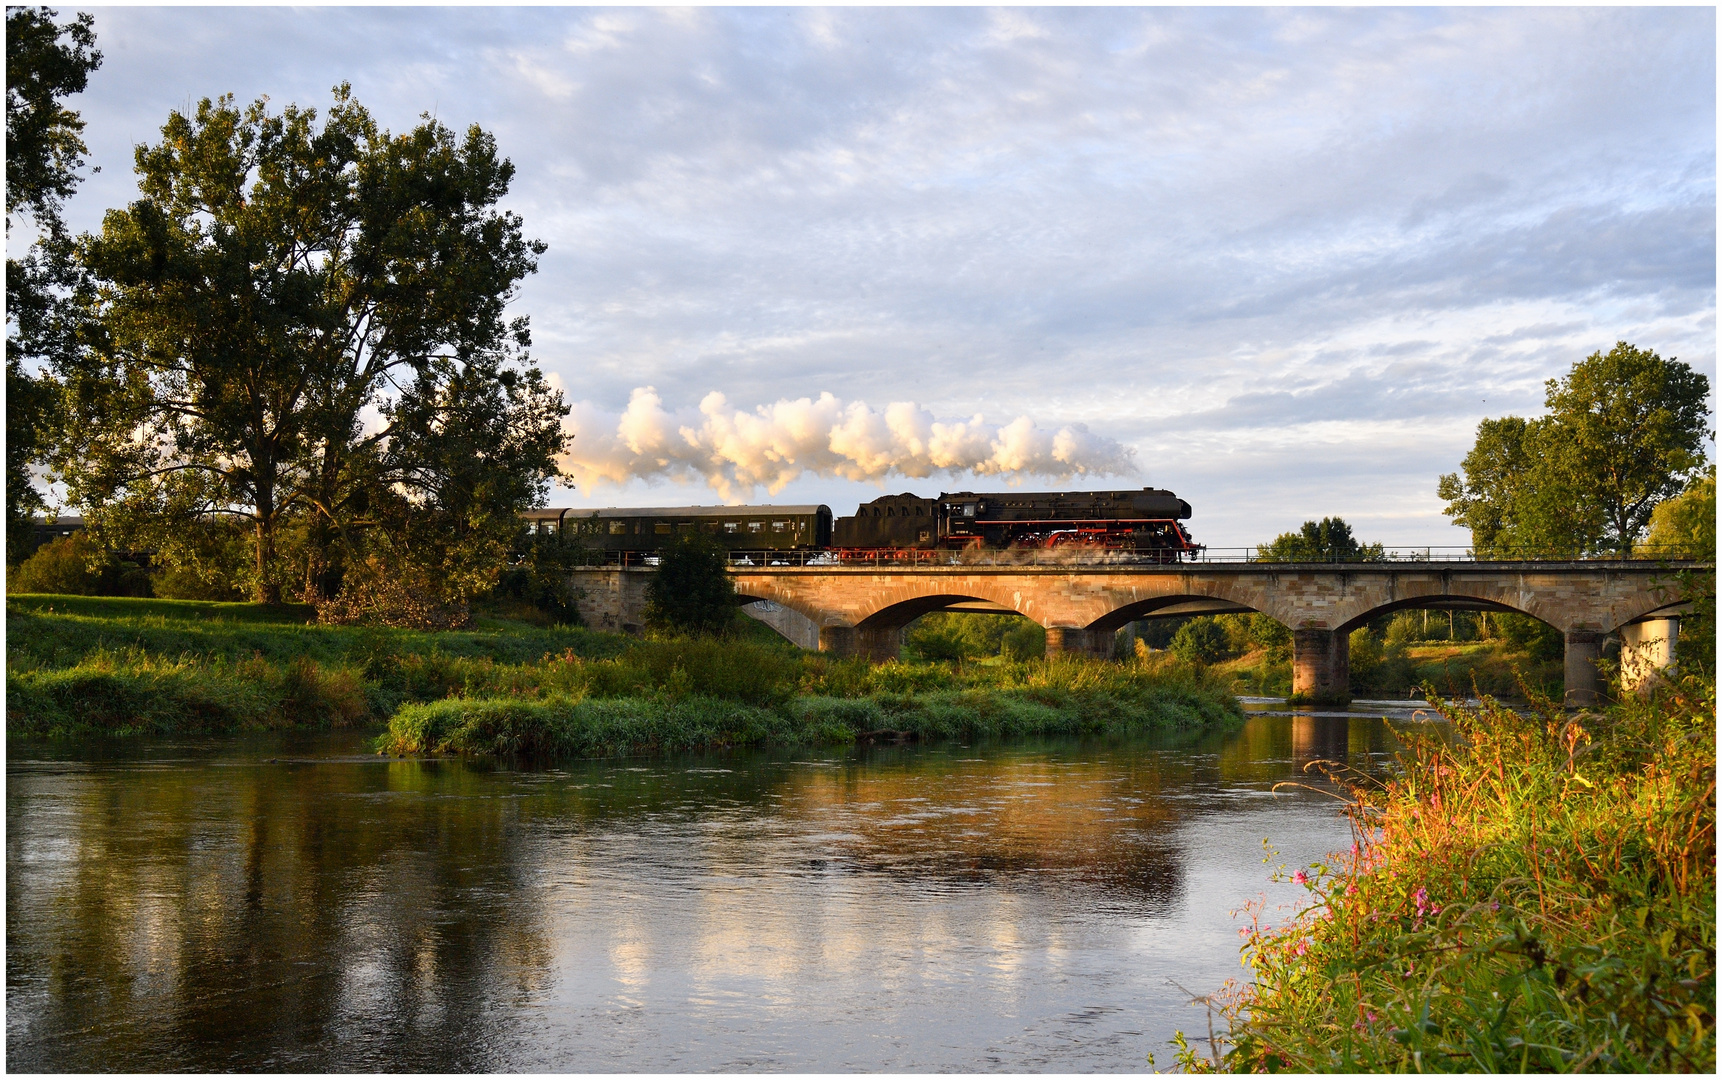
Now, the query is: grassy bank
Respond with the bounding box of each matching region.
[7,595,1243,746]
[378,656,1242,759]
[1212,676,1715,1072]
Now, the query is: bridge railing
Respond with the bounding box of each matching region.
[561,545,1712,569]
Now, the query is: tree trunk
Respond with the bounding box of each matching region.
[254,516,282,604]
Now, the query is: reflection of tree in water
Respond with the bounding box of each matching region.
[6,757,559,1072]
[8,723,1393,1070]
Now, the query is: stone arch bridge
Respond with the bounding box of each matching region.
[569,560,1702,705]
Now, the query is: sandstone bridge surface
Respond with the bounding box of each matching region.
[568,560,1707,706]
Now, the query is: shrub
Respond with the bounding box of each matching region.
[1001,620,1046,660]
[10,533,108,595]
[643,531,736,636]
[1348,626,1414,694]
[1171,616,1233,664]
[1494,612,1563,662]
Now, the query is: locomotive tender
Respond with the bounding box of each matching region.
[524,487,1196,559]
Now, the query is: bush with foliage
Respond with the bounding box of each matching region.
[1171,616,1234,664]
[8,533,149,596]
[1346,626,1414,694]
[486,532,588,624]
[643,530,737,636]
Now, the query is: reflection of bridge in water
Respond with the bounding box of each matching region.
[569,559,1707,706]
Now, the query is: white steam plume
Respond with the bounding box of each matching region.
[561,388,1135,499]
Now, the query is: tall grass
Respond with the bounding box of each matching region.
[8,648,370,736]
[8,597,1243,744]
[1214,675,1715,1072]
[5,597,627,671]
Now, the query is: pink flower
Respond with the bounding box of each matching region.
[1293,870,1309,886]
[1345,883,1359,896]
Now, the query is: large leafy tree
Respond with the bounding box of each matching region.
[57,86,566,602]
[1435,417,1597,558]
[1440,343,1711,558]
[1258,517,1384,562]
[6,7,101,563]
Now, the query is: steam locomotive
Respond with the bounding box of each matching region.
[523,487,1198,561]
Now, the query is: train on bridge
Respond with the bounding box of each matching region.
[522,487,1200,562]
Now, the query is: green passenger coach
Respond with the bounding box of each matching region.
[522,505,834,553]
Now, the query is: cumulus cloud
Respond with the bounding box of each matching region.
[562,387,1132,498]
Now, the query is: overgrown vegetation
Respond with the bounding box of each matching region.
[901,611,1047,662]
[643,530,737,636]
[6,595,1243,746]
[379,650,1242,759]
[1211,672,1716,1072]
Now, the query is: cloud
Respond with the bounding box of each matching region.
[562,388,1133,499]
[53,6,1716,541]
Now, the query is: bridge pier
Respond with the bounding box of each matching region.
[818,625,856,656]
[1564,629,1605,708]
[1291,628,1350,704]
[817,624,902,662]
[1619,617,1678,697]
[1046,626,1111,660]
[859,627,903,662]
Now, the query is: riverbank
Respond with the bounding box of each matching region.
[6,595,1243,750]
[1215,675,1716,1072]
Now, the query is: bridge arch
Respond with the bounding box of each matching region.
[856,593,1033,630]
[732,586,835,632]
[1333,594,1541,635]
[848,580,1041,630]
[1084,593,1263,632]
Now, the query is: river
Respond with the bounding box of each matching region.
[6,700,1436,1071]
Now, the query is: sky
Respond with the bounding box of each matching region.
[45,5,1719,550]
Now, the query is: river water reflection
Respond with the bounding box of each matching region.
[7,701,1438,1071]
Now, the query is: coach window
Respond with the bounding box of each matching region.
[772,521,789,533]
[655,522,672,534]
[724,522,739,533]
[608,521,625,535]
[749,521,764,533]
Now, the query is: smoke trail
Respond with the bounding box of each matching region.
[561,387,1135,498]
